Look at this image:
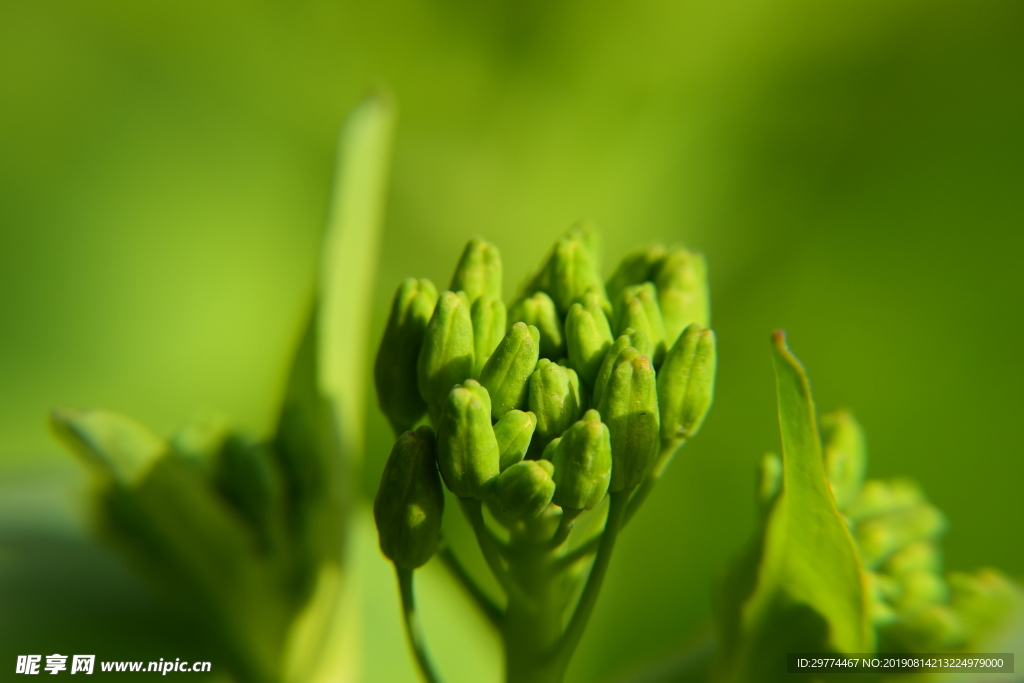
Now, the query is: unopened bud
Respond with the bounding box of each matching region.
[820,409,867,511]
[845,478,926,521]
[598,354,659,492]
[374,425,445,569]
[605,244,666,303]
[479,322,540,420]
[376,278,439,432]
[894,569,949,611]
[508,291,564,360]
[494,409,537,471]
[450,237,502,304]
[591,338,645,414]
[947,569,1017,635]
[565,292,613,389]
[471,296,507,377]
[529,359,583,453]
[657,324,716,442]
[888,604,966,651]
[614,283,667,366]
[494,459,556,520]
[550,409,612,510]
[855,499,947,568]
[652,247,709,345]
[435,380,501,500]
[417,291,475,423]
[884,541,941,577]
[522,227,608,316]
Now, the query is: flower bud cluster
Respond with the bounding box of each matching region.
[823,410,1016,652]
[374,227,717,566]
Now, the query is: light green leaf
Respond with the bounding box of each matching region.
[317,92,396,466]
[50,408,166,485]
[716,332,872,682]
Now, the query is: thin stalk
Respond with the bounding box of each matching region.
[548,508,582,549]
[437,543,504,629]
[395,565,443,683]
[459,498,511,592]
[552,536,599,573]
[621,439,685,528]
[551,488,633,678]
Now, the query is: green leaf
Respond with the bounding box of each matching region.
[50,408,166,485]
[317,92,396,466]
[716,332,872,682]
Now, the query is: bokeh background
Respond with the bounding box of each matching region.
[2,0,1022,680]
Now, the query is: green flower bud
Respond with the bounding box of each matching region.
[374,425,445,570]
[213,436,283,548]
[375,278,439,433]
[894,569,949,611]
[565,292,614,389]
[657,324,716,442]
[494,459,556,520]
[591,337,646,414]
[652,247,709,345]
[435,380,501,499]
[855,501,947,568]
[508,291,563,360]
[494,409,537,471]
[886,605,966,652]
[522,227,608,316]
[417,291,475,423]
[605,244,666,303]
[947,569,1017,637]
[551,409,612,510]
[471,296,507,377]
[883,541,941,577]
[820,409,867,511]
[479,323,540,420]
[614,282,667,366]
[845,478,926,521]
[170,411,230,468]
[450,237,502,304]
[529,359,582,453]
[598,353,659,492]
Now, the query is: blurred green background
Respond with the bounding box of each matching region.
[1,0,1022,680]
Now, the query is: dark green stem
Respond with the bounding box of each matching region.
[621,439,684,528]
[437,542,504,629]
[395,565,443,683]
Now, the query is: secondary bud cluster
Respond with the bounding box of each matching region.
[823,410,1016,653]
[374,227,717,564]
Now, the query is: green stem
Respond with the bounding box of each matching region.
[503,528,566,683]
[437,543,504,629]
[552,535,599,572]
[621,439,684,528]
[395,565,443,683]
[550,488,632,678]
[548,508,581,549]
[459,498,511,592]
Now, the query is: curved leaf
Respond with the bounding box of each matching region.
[716,332,872,682]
